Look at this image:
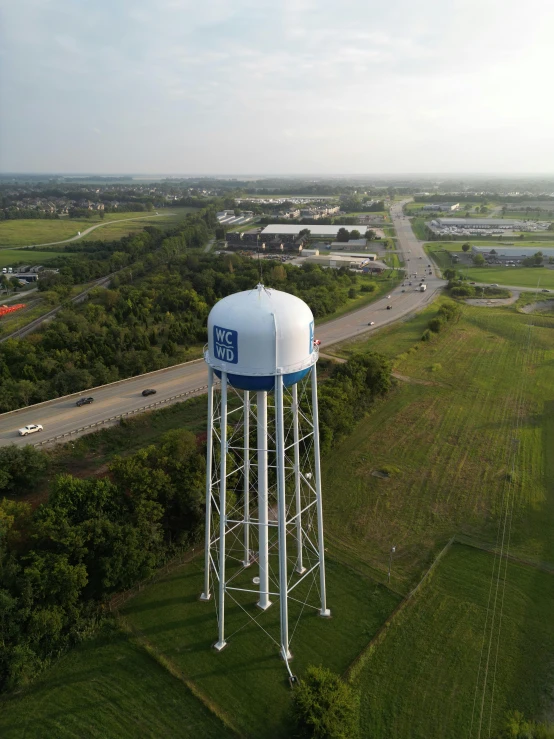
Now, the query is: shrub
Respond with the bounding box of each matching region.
[291,666,359,739]
[428,317,444,333]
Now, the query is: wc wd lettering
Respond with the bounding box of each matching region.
[214,326,238,363]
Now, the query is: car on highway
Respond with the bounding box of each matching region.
[490,284,499,287]
[386,305,392,310]
[368,321,375,325]
[542,289,550,293]
[386,295,391,299]
[470,282,476,285]
[401,289,405,292]
[76,397,94,407]
[142,388,157,397]
[18,424,43,436]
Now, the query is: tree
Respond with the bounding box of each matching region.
[473,254,485,266]
[498,710,554,738]
[364,229,376,241]
[349,229,361,240]
[9,277,20,293]
[0,446,49,494]
[548,222,554,231]
[443,268,457,280]
[462,242,471,252]
[291,666,359,739]
[299,228,311,238]
[336,228,350,243]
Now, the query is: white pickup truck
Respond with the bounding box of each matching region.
[420,284,427,292]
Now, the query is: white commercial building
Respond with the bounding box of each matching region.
[261,224,370,238]
[305,255,370,269]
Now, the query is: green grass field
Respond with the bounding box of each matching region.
[0,249,65,267]
[328,302,440,360]
[323,303,554,587]
[409,217,428,240]
[0,209,198,247]
[462,266,554,288]
[0,623,236,739]
[120,557,399,739]
[425,243,454,270]
[355,543,554,738]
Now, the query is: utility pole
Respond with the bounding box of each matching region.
[388,545,396,584]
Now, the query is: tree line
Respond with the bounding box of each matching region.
[0,429,206,692]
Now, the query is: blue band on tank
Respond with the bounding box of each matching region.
[214,368,311,391]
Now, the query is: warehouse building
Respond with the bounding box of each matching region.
[421,203,460,211]
[260,224,370,239]
[304,255,371,270]
[434,218,521,229]
[472,246,554,259]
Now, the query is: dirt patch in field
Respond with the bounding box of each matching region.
[392,371,442,387]
[465,291,519,307]
[521,300,554,314]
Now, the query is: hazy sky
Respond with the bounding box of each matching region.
[1,0,553,175]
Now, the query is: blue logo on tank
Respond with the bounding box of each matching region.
[213,326,238,364]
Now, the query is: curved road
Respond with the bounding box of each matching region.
[17,213,177,249]
[0,204,446,447]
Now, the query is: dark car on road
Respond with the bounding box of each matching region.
[142,389,157,397]
[76,397,94,406]
[386,305,392,310]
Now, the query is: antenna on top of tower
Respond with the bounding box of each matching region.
[257,234,263,283]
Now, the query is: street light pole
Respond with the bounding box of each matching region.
[388,545,396,583]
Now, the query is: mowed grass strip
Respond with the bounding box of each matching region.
[322,304,554,588]
[0,209,199,247]
[80,208,199,242]
[0,623,237,739]
[121,557,400,739]
[0,249,65,267]
[355,543,554,739]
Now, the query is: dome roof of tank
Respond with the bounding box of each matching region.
[206,284,317,390]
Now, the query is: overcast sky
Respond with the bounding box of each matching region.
[1,0,553,175]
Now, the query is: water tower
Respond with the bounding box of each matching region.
[200,284,330,666]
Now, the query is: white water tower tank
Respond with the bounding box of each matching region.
[205,284,317,391]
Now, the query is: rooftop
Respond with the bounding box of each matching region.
[261,224,369,237]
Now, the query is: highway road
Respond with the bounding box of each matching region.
[0,204,446,448]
